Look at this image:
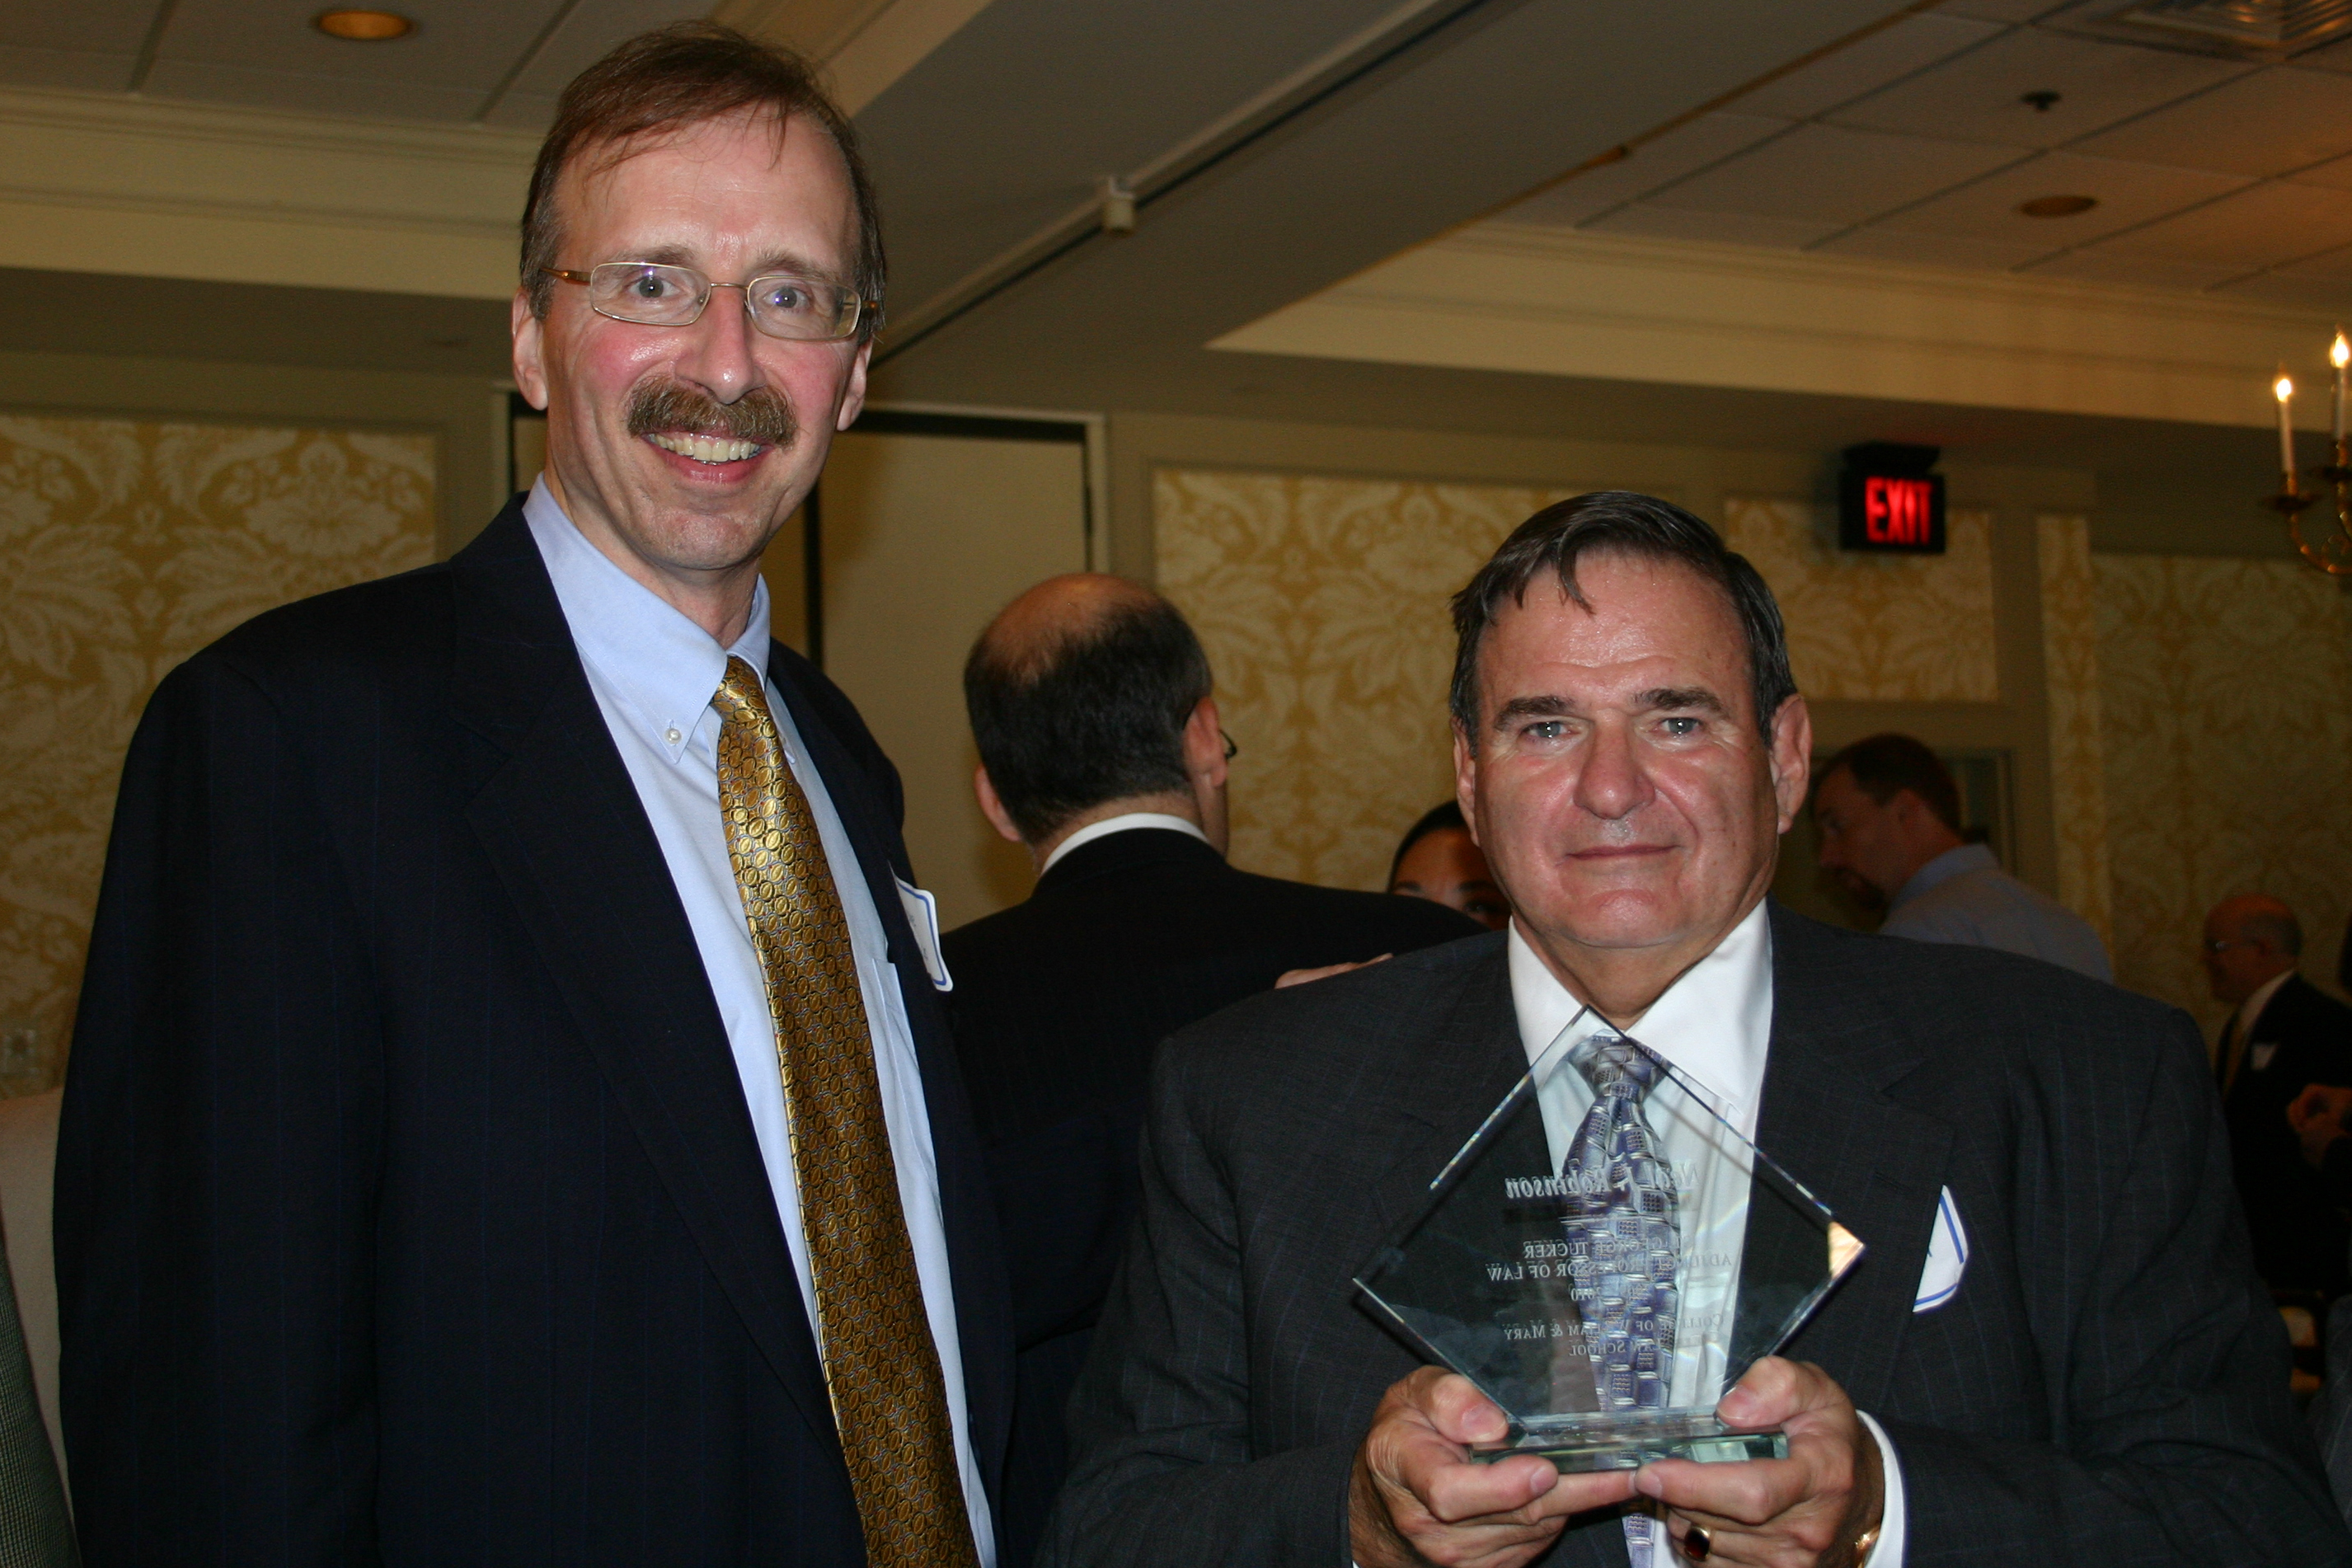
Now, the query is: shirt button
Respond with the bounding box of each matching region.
[664,727,683,745]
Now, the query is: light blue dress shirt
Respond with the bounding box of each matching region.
[1883,843,2111,984]
[524,482,995,1562]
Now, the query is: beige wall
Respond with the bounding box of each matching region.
[819,429,1090,932]
[1125,412,2087,913]
[0,412,437,1093]
[2096,556,2352,1033]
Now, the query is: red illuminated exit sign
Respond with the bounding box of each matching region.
[1838,444,1946,554]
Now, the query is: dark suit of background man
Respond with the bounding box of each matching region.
[2205,893,2352,1298]
[56,26,1010,1566]
[941,574,1477,1565]
[1045,492,2345,1568]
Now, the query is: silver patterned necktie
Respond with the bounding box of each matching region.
[1562,1031,1680,1568]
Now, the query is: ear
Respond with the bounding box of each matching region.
[973,765,1026,844]
[1768,696,1813,835]
[1453,720,1480,846]
[1181,697,1228,791]
[834,339,872,433]
[511,289,550,411]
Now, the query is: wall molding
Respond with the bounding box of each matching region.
[0,87,538,298]
[1214,223,2344,431]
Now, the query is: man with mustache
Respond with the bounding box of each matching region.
[57,25,1008,1567]
[1044,492,2344,1567]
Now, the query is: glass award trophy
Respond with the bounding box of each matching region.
[1354,1018,1863,1473]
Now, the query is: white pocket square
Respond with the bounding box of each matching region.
[1913,1187,1969,1312]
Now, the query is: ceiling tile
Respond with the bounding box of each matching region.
[1871,149,2251,243]
[0,45,138,93]
[2075,67,2352,178]
[1499,113,1791,228]
[0,2,160,53]
[2092,179,2352,266]
[1932,0,2063,21]
[497,0,711,101]
[1581,204,1841,250]
[155,0,570,94]
[1644,121,2024,224]
[2287,32,2352,73]
[1812,227,2057,268]
[139,60,487,122]
[1831,26,2250,149]
[2285,149,2352,191]
[1732,13,2004,120]
[481,91,561,132]
[2020,249,2242,289]
[2207,272,2352,311]
[2270,242,2352,282]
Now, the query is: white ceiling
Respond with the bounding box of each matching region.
[0,0,715,128]
[1493,0,2352,311]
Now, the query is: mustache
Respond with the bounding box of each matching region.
[626,380,797,449]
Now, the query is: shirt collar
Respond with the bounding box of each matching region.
[1040,812,1212,875]
[2234,968,2297,1038]
[524,477,771,764]
[1508,899,1774,1117]
[1890,842,1998,911]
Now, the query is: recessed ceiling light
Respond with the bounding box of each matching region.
[315,9,414,41]
[2018,195,2098,218]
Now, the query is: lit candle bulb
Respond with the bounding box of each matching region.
[2278,370,2298,484]
[2332,330,2348,443]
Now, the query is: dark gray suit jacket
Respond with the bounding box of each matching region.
[1044,905,2350,1566]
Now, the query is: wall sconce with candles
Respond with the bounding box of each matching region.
[2265,330,2352,575]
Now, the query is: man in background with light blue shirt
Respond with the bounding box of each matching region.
[1813,732,2111,983]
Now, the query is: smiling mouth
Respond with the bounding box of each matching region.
[646,431,763,465]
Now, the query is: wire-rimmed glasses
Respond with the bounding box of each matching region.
[543,262,877,342]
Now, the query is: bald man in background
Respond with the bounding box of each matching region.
[2206,894,2352,1295]
[944,575,1476,1565]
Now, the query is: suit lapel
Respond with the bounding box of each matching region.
[1364,946,1529,1245]
[447,509,843,1458]
[1753,908,1952,1411]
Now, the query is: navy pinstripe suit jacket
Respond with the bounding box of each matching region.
[54,502,1014,1566]
[1045,907,2351,1566]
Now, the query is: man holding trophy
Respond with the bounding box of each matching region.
[1041,492,2345,1567]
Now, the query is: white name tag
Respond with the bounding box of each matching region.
[895,877,952,993]
[1914,1187,1969,1312]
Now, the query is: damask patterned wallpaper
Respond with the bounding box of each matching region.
[1155,468,1578,890]
[2094,555,2352,1035]
[2037,515,2113,947]
[1156,472,2005,893]
[0,416,434,1093]
[1718,497,1998,704]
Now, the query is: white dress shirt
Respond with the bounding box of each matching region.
[525,483,995,1562]
[1506,903,1905,1566]
[1040,810,1212,874]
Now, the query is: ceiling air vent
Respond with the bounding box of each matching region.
[2091,0,2352,54]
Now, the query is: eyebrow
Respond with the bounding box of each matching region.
[1488,687,1727,731]
[1640,687,1726,715]
[1491,694,1571,731]
[610,243,845,284]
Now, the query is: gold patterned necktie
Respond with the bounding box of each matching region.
[710,656,979,1568]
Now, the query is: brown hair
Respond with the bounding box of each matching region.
[519,22,885,338]
[1820,733,1962,834]
[1449,491,1796,741]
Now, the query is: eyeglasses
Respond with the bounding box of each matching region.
[1222,730,1239,761]
[543,262,877,342]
